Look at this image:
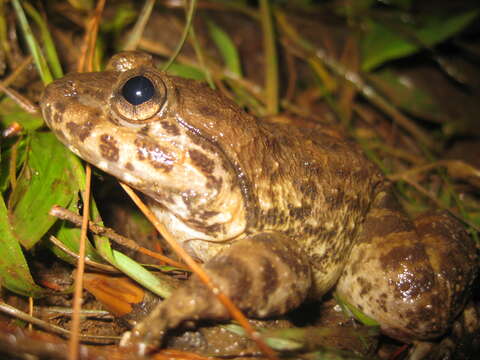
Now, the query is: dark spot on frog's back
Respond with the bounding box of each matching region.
[380,242,427,270]
[189,149,215,174]
[299,181,318,200]
[288,205,312,220]
[125,162,134,171]
[325,189,345,210]
[198,105,221,118]
[99,134,119,162]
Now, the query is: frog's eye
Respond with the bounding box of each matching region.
[112,71,166,122]
[122,76,154,105]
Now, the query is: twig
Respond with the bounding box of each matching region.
[68,162,91,360]
[49,206,188,270]
[49,235,118,273]
[0,301,119,342]
[0,81,38,113]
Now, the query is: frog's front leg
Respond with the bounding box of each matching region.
[123,232,312,353]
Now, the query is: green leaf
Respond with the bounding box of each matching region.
[0,97,44,131]
[112,250,172,298]
[166,62,206,81]
[362,10,479,71]
[100,2,136,35]
[8,132,78,249]
[207,20,242,76]
[0,138,27,193]
[0,194,44,297]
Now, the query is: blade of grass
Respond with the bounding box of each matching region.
[11,0,53,84]
[207,19,242,77]
[0,195,44,297]
[122,0,156,51]
[68,162,90,360]
[69,1,106,358]
[162,0,197,71]
[22,2,63,79]
[188,20,215,88]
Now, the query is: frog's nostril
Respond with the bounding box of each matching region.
[122,76,155,105]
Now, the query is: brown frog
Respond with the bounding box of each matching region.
[40,52,478,354]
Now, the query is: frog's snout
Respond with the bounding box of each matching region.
[40,81,65,130]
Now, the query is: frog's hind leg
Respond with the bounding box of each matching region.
[124,232,312,353]
[336,187,478,343]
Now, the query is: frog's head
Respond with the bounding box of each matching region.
[40,51,250,241]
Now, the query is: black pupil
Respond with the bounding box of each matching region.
[121,76,155,105]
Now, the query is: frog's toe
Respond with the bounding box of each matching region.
[120,310,168,355]
[121,325,167,356]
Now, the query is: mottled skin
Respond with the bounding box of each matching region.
[41,52,477,352]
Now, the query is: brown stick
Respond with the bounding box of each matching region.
[49,205,188,270]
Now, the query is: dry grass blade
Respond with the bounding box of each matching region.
[122,0,156,51]
[68,164,92,360]
[162,0,197,71]
[0,301,119,342]
[77,0,105,73]
[69,1,106,359]
[120,183,278,360]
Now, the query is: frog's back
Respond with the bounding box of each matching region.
[239,119,383,294]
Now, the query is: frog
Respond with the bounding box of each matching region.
[40,51,478,355]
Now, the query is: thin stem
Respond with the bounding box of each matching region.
[68,164,92,360]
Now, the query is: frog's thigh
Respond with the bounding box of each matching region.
[129,232,312,348]
[336,190,477,342]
